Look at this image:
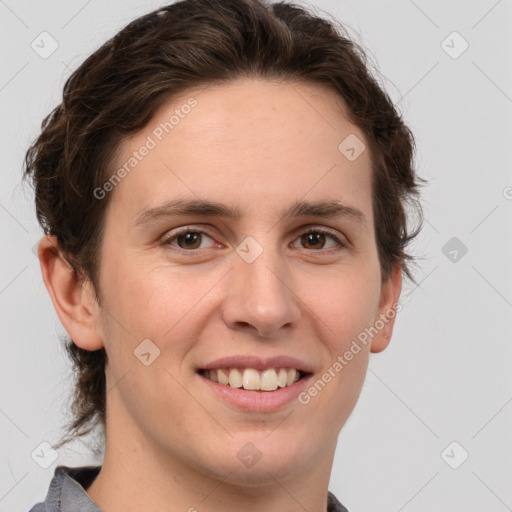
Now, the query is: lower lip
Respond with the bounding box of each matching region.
[197,372,313,412]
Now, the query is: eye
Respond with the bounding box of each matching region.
[290,228,346,253]
[162,228,217,251]
[161,226,347,255]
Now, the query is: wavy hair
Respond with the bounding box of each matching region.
[23,0,425,451]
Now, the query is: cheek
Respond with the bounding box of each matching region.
[101,253,181,328]
[300,276,376,428]
[299,269,380,346]
[295,270,379,416]
[100,255,222,359]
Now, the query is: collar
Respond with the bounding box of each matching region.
[31,465,348,512]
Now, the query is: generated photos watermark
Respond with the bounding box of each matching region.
[298,301,402,405]
[93,97,198,200]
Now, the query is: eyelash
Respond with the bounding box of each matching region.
[161,226,348,255]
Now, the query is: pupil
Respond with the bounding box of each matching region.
[180,232,200,249]
[304,233,324,249]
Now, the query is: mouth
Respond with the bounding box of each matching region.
[197,367,311,392]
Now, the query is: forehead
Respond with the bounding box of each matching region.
[105,78,373,226]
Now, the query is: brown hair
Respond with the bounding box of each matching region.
[23,0,425,451]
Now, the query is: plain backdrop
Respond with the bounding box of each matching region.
[1,0,511,511]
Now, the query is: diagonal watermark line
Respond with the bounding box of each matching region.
[82,285,135,339]
[266,163,337,235]
[162,161,235,240]
[397,62,439,105]
[397,472,439,511]
[472,61,512,104]
[196,470,234,505]
[265,265,337,336]
[472,395,512,439]
[0,409,29,438]
[0,62,29,92]
[162,267,233,338]
[0,203,29,232]
[0,471,29,502]
[286,80,337,130]
[369,368,439,438]
[163,163,207,202]
[0,266,28,296]
[265,471,308,512]
[471,0,502,29]
[106,369,132,394]
[470,204,499,233]
[0,0,29,28]
[472,471,512,510]
[7,458,16,485]
[264,410,294,439]
[407,0,439,28]
[471,265,512,308]
[425,218,439,234]
[61,0,93,29]
[403,265,438,301]
[61,60,73,73]
[162,367,234,438]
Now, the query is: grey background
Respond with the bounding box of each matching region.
[1,0,511,510]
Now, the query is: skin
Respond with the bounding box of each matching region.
[38,78,402,512]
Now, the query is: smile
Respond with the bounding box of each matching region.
[198,367,308,392]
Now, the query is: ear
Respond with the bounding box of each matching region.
[370,264,402,353]
[37,235,104,351]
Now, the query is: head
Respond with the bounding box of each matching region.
[24,0,424,478]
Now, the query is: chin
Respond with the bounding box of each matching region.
[220,458,303,488]
[189,436,307,487]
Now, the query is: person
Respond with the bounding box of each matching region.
[24,0,424,510]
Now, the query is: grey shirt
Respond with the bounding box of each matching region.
[29,465,349,511]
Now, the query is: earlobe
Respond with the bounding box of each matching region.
[370,264,402,353]
[37,235,104,351]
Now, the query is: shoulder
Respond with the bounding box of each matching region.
[328,490,350,512]
[28,504,45,512]
[27,465,102,512]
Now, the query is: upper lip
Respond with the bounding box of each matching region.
[198,355,314,373]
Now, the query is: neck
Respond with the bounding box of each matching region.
[87,458,332,512]
[85,378,337,512]
[86,424,335,512]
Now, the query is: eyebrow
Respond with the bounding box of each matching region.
[132,198,367,228]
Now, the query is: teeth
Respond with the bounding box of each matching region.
[243,369,260,390]
[277,368,287,388]
[260,369,278,391]
[286,368,297,386]
[204,367,302,391]
[217,368,229,385]
[228,368,243,388]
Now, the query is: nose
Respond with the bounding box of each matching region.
[220,245,301,338]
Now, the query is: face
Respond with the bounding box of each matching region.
[79,78,400,484]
